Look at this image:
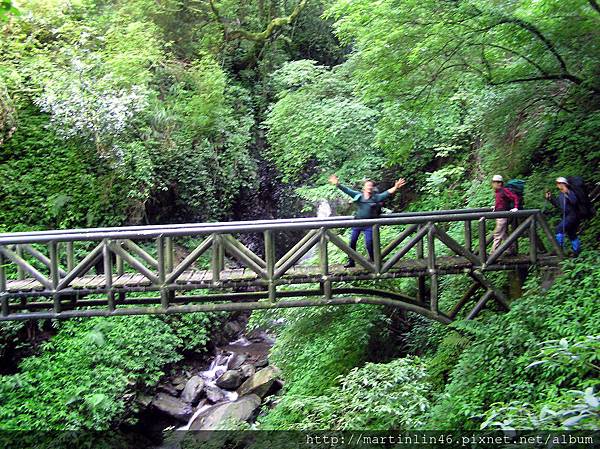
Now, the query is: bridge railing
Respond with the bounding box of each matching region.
[0,209,563,322]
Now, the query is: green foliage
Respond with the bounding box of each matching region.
[481,387,600,430]
[259,357,432,430]
[426,252,600,429]
[264,60,382,188]
[1,0,258,226]
[481,335,600,430]
[0,311,223,430]
[0,106,130,229]
[0,0,18,22]
[251,304,387,428]
[161,311,226,352]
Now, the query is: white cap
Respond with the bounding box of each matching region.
[556,177,569,184]
[492,175,503,182]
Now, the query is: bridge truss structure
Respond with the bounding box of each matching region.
[0,208,563,323]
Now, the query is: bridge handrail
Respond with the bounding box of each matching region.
[0,209,540,245]
[0,207,493,240]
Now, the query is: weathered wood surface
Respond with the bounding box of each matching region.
[5,254,557,293]
[0,209,564,322]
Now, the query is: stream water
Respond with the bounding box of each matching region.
[126,326,276,446]
[299,199,332,263]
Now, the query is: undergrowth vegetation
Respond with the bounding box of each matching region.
[0,0,598,434]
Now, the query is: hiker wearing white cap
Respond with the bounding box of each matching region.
[491,175,519,253]
[545,177,581,255]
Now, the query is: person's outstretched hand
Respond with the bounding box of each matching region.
[510,208,518,212]
[329,174,339,185]
[394,178,406,189]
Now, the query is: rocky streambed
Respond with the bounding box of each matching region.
[125,317,282,445]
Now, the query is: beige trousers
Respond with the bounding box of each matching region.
[492,218,515,252]
[492,218,509,253]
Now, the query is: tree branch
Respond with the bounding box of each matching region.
[495,16,571,76]
[589,0,600,15]
[209,0,309,42]
[476,42,549,76]
[489,74,578,85]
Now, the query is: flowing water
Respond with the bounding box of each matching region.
[178,332,274,430]
[299,199,332,264]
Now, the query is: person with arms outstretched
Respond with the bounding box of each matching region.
[329,174,406,267]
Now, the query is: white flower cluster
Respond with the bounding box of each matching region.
[34,59,148,148]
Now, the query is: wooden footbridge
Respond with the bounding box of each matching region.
[0,208,563,323]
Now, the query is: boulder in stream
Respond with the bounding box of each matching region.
[158,383,180,397]
[205,385,225,403]
[215,369,242,390]
[226,352,247,370]
[237,365,281,398]
[188,394,261,430]
[151,393,193,422]
[240,363,255,379]
[222,321,242,340]
[181,376,205,405]
[254,356,269,368]
[172,376,187,392]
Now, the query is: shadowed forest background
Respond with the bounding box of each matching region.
[0,0,599,440]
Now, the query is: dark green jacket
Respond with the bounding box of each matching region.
[337,184,390,219]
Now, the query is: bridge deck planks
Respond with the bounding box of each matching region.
[5,254,550,295]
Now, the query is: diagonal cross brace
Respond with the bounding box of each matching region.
[381,224,430,273]
[484,215,534,268]
[273,230,322,279]
[109,241,160,285]
[56,242,105,290]
[326,229,376,272]
[221,236,268,279]
[469,270,510,311]
[433,226,481,266]
[0,246,53,290]
[164,236,214,284]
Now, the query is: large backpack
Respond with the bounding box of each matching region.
[567,176,595,220]
[505,179,526,209]
[371,187,384,217]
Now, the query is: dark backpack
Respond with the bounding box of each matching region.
[372,187,384,217]
[374,201,384,217]
[567,176,595,220]
[504,179,525,209]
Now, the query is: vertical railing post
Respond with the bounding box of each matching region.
[66,242,74,272]
[157,236,170,309]
[103,239,114,312]
[529,215,538,264]
[264,230,276,301]
[16,245,24,280]
[416,224,426,303]
[0,251,8,317]
[537,214,565,258]
[212,234,222,284]
[319,228,331,299]
[49,241,61,314]
[116,254,123,277]
[115,247,125,303]
[427,223,438,314]
[165,237,174,273]
[478,217,487,265]
[372,224,381,273]
[464,220,472,252]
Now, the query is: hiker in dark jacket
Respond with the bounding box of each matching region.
[329,174,406,267]
[545,177,581,255]
[491,175,519,253]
